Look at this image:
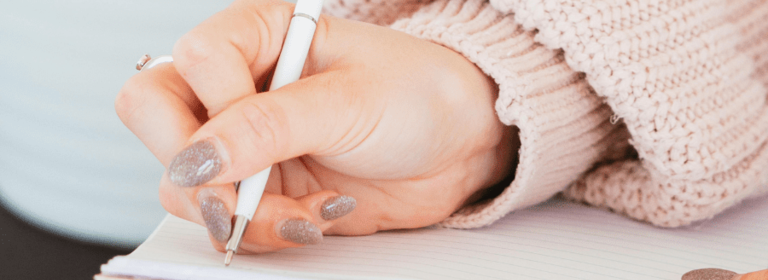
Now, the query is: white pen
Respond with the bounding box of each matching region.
[224,0,324,266]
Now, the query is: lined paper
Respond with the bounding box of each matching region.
[100,197,768,280]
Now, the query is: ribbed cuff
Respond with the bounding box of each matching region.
[390,0,631,228]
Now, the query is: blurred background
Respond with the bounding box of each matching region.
[0,0,263,278]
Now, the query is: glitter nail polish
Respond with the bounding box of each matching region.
[320,195,356,221]
[168,140,222,187]
[198,190,232,242]
[279,219,322,245]
[682,268,738,280]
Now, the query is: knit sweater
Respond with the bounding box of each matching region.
[323,0,768,228]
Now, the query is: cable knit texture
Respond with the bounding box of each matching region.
[324,0,768,228]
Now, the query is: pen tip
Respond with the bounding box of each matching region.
[224,250,234,266]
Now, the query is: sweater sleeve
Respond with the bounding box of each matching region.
[323,0,434,26]
[485,0,768,227]
[389,0,632,228]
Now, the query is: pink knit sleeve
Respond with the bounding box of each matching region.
[489,0,768,227]
[389,0,631,228]
[323,0,434,26]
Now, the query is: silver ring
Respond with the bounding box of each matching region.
[136,54,173,71]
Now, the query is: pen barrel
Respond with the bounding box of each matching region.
[223,1,323,263]
[235,166,271,219]
[268,14,317,91]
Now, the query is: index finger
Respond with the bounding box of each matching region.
[171,0,302,116]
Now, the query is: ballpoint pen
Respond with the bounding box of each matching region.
[224,0,325,266]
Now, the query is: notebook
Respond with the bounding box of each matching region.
[97,196,768,280]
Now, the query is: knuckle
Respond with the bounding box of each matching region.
[239,99,288,159]
[172,32,215,71]
[239,2,292,60]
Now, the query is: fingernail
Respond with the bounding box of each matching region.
[682,268,737,280]
[279,219,322,245]
[320,195,356,221]
[168,140,222,187]
[198,189,231,242]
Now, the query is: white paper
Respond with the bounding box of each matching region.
[100,197,768,280]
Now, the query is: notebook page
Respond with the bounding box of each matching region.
[100,197,768,280]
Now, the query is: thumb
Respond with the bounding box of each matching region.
[166,72,364,187]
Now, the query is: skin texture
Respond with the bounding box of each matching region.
[115,0,516,254]
[735,269,768,280]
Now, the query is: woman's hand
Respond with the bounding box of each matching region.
[116,0,515,253]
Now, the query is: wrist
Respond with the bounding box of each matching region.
[390,0,623,230]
